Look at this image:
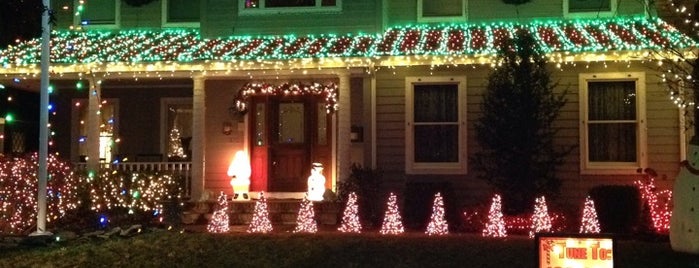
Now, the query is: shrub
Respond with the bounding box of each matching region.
[0,153,81,235]
[588,185,642,234]
[403,182,461,232]
[337,164,383,228]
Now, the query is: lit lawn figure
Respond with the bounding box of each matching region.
[307,163,326,201]
[228,150,251,201]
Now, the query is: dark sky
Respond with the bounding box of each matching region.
[0,0,43,48]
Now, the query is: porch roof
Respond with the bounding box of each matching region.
[0,17,695,76]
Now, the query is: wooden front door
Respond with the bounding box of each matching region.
[249,96,331,192]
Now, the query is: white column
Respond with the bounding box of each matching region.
[337,72,351,187]
[190,75,206,201]
[86,81,101,172]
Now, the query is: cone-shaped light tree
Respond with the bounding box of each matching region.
[293,195,318,233]
[207,192,230,233]
[247,192,273,233]
[338,192,362,233]
[482,194,507,238]
[579,196,601,234]
[425,192,449,236]
[379,193,405,235]
[529,196,552,238]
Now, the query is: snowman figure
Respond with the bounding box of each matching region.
[670,139,699,254]
[307,163,326,201]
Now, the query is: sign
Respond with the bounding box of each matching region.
[537,234,615,268]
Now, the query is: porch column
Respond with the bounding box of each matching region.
[190,75,206,201]
[337,72,351,187]
[86,81,101,172]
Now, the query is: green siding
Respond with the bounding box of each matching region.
[374,62,681,207]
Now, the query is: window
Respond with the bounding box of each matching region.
[73,99,118,163]
[162,0,201,27]
[239,0,342,15]
[564,0,616,18]
[417,0,467,23]
[160,98,193,161]
[405,77,467,174]
[75,0,120,28]
[579,73,647,174]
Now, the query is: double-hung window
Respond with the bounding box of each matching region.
[417,0,467,23]
[162,0,201,27]
[75,0,120,29]
[239,0,342,15]
[405,77,467,174]
[564,0,616,18]
[579,73,647,174]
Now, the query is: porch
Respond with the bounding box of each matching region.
[74,161,193,198]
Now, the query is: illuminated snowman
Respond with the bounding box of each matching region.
[670,141,699,254]
[307,163,326,201]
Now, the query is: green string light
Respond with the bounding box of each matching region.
[0,17,695,67]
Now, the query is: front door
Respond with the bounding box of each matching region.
[250,95,331,192]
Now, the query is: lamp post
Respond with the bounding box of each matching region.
[30,0,51,236]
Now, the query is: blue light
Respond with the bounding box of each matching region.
[47,104,53,111]
[13,78,20,83]
[78,136,86,143]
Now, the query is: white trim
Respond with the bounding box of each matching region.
[370,75,377,169]
[417,0,467,23]
[405,76,467,175]
[74,0,121,29]
[161,0,201,28]
[563,0,617,19]
[679,106,687,162]
[238,0,342,16]
[579,72,647,175]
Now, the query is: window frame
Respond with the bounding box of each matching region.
[161,0,201,28]
[579,72,647,175]
[405,76,467,175]
[563,0,617,19]
[73,0,121,29]
[238,0,342,16]
[160,98,193,160]
[417,0,468,23]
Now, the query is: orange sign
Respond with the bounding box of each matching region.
[537,234,614,268]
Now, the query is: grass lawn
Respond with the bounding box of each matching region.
[1,229,697,268]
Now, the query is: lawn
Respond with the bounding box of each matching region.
[1,229,697,268]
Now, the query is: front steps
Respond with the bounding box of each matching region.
[182,199,342,226]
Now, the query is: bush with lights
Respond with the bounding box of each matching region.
[0,153,185,234]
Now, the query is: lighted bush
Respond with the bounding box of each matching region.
[0,153,81,235]
[84,170,183,213]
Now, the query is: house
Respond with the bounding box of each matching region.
[0,0,695,208]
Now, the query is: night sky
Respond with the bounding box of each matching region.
[0,0,43,48]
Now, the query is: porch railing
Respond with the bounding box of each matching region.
[73,162,192,198]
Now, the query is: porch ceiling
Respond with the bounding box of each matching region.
[0,17,696,78]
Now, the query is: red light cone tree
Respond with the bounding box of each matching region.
[338,192,362,233]
[425,192,449,235]
[482,194,507,238]
[579,196,601,234]
[293,195,318,233]
[379,193,404,235]
[247,192,273,233]
[207,192,230,233]
[529,196,552,238]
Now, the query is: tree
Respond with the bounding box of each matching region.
[207,192,229,233]
[473,30,571,215]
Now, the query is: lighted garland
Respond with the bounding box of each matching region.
[234,82,338,114]
[0,17,695,68]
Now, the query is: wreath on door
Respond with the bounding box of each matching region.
[122,0,157,7]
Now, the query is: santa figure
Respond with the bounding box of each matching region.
[307,163,326,201]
